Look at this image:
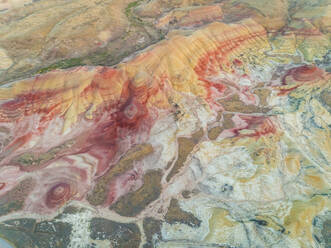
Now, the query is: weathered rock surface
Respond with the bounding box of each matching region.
[0,0,330,247]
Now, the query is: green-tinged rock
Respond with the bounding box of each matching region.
[0,179,34,216]
[90,217,141,248]
[143,217,162,248]
[0,218,72,248]
[87,144,154,206]
[167,128,203,182]
[110,170,162,217]
[165,199,201,228]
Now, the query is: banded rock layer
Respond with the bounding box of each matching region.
[0,0,330,248]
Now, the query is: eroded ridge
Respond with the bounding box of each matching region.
[0,0,330,247]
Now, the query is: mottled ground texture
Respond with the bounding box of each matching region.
[0,0,330,247]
